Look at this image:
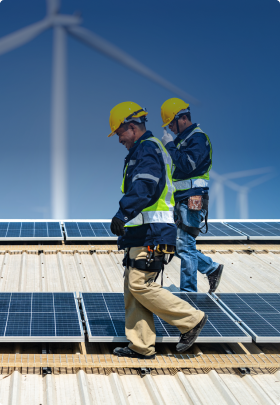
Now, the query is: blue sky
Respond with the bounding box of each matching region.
[0,0,279,219]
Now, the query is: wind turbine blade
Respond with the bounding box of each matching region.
[0,19,51,56]
[47,0,60,15]
[244,173,277,189]
[223,167,273,180]
[210,170,224,181]
[68,26,199,104]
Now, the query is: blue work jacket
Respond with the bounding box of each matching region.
[115,131,177,249]
[165,123,211,202]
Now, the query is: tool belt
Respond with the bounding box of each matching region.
[122,245,175,286]
[176,195,209,239]
[127,256,163,272]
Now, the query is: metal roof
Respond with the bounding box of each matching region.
[0,241,279,404]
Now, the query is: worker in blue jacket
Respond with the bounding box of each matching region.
[108,101,208,359]
[161,98,223,293]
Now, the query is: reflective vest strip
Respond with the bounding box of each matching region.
[172,127,212,190]
[174,178,208,191]
[123,137,175,227]
[125,210,174,227]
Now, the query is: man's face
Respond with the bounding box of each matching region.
[168,118,182,135]
[116,124,135,150]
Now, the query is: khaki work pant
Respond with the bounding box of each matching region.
[124,246,204,356]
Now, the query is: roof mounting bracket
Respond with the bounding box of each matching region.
[140,367,151,376]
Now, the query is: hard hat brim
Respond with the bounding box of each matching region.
[162,119,172,128]
[108,131,115,138]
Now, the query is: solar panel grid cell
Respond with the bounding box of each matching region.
[81,292,250,341]
[216,293,280,341]
[0,293,83,340]
[8,223,21,230]
[64,222,112,239]
[206,223,243,238]
[0,222,62,240]
[226,222,280,238]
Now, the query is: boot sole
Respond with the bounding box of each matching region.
[113,348,155,360]
[208,264,224,293]
[176,314,209,353]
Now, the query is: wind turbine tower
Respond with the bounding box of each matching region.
[0,0,197,218]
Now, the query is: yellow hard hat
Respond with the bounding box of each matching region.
[108,101,148,137]
[161,98,189,127]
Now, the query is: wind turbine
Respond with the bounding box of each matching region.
[210,168,274,219]
[0,0,198,219]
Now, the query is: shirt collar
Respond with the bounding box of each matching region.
[174,123,198,145]
[126,130,152,158]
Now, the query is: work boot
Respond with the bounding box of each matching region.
[113,346,155,359]
[176,314,208,353]
[207,264,224,293]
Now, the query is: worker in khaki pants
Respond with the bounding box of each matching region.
[124,247,204,356]
[108,102,208,359]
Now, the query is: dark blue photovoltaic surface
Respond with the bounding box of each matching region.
[0,222,62,239]
[0,293,82,338]
[81,292,247,339]
[217,293,280,338]
[64,222,115,238]
[225,222,280,238]
[202,223,245,238]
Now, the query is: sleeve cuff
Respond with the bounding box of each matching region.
[115,210,129,223]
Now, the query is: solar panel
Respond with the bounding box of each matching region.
[0,222,63,240]
[81,292,251,343]
[225,222,280,240]
[0,292,84,342]
[214,293,280,342]
[197,222,246,240]
[64,221,116,240]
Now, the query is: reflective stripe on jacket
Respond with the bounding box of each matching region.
[115,131,177,249]
[165,123,212,202]
[121,137,175,227]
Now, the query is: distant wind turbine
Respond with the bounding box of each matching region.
[210,167,274,219]
[0,0,198,219]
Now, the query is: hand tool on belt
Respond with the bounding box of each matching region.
[175,195,209,239]
[122,245,175,286]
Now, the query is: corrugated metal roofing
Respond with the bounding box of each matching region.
[0,241,279,404]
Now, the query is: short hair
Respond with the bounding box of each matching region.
[120,119,146,132]
[179,111,191,122]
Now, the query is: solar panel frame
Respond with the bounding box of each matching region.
[0,221,64,241]
[64,220,116,241]
[80,292,251,343]
[0,292,84,342]
[213,293,280,343]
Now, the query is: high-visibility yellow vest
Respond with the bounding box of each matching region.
[172,127,212,192]
[121,137,175,227]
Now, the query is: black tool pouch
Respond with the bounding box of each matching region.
[128,256,163,272]
[128,255,166,286]
[176,195,209,238]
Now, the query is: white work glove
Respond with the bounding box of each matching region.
[162,128,174,146]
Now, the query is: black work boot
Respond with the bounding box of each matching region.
[207,264,224,293]
[176,314,208,353]
[113,346,155,359]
